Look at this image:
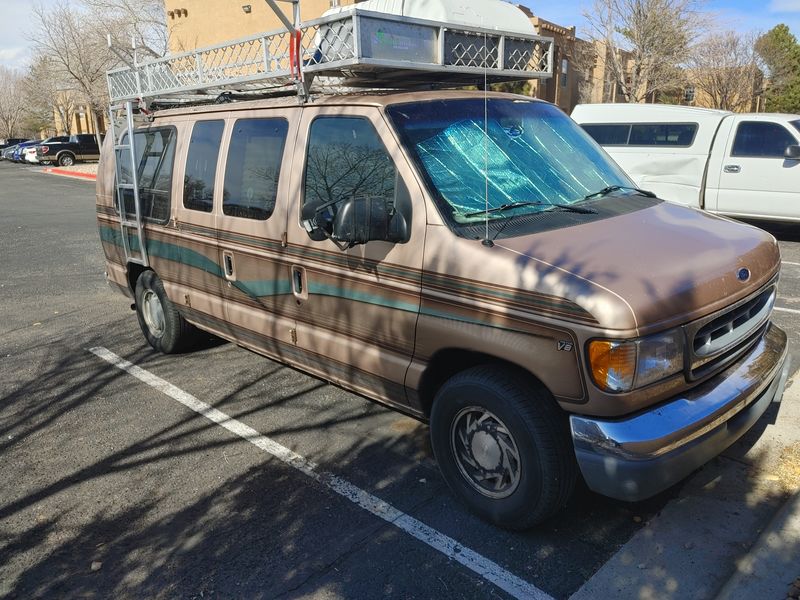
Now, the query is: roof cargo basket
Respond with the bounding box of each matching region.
[106,1,553,104]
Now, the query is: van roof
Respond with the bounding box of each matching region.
[150,89,548,118]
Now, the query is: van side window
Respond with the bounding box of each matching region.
[731,122,799,158]
[303,116,396,214]
[183,120,225,212]
[223,118,288,220]
[116,127,177,224]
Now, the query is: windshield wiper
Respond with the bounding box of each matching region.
[465,200,597,218]
[583,185,657,200]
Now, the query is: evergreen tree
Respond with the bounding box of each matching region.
[755,25,800,113]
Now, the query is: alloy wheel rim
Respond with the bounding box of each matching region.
[141,289,165,337]
[450,406,522,499]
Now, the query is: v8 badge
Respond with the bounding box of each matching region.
[557,340,574,352]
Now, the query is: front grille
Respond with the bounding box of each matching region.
[689,286,776,379]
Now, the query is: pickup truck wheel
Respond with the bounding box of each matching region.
[135,270,197,354]
[430,366,576,530]
[57,153,75,167]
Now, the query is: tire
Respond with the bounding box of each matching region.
[430,365,577,530]
[57,153,75,167]
[134,270,197,353]
[41,160,52,166]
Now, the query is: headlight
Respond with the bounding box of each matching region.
[587,329,684,393]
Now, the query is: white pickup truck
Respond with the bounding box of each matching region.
[571,104,800,222]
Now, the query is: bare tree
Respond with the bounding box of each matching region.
[31,3,114,148]
[686,31,762,111]
[584,0,707,103]
[23,55,78,136]
[0,66,26,139]
[78,0,169,60]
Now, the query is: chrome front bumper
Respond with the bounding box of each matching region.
[570,323,790,502]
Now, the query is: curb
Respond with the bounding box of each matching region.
[43,167,96,181]
[715,490,800,599]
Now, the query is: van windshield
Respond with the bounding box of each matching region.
[386,99,635,229]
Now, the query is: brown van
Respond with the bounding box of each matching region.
[97,89,790,529]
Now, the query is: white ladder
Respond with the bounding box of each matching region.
[108,100,148,267]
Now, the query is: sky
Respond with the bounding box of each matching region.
[1,0,800,72]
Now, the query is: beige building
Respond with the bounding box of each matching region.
[165,0,350,52]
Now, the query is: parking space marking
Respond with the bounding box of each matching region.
[775,306,800,315]
[782,261,800,267]
[89,346,552,600]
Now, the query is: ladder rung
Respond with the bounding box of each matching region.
[116,183,135,190]
[114,144,131,151]
[121,219,142,228]
[126,257,147,266]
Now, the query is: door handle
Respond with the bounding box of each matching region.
[223,251,235,280]
[724,165,741,174]
[291,265,308,302]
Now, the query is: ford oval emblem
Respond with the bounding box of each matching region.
[737,267,751,282]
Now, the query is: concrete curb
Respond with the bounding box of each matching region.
[43,167,96,181]
[715,491,800,600]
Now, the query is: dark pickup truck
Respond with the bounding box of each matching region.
[36,134,101,166]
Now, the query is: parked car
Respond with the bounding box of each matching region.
[0,137,27,151]
[1,144,21,160]
[11,140,40,163]
[23,146,40,164]
[36,134,101,166]
[23,135,71,165]
[571,104,800,222]
[97,0,791,529]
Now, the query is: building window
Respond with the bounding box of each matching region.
[561,59,568,87]
[684,86,695,103]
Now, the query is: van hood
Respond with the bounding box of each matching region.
[493,202,780,334]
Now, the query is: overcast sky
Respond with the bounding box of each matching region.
[1,0,799,72]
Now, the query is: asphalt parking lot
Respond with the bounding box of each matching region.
[1,160,798,599]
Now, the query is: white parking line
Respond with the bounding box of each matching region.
[775,306,800,315]
[782,261,800,267]
[89,346,551,600]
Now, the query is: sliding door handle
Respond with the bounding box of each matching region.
[723,165,741,174]
[222,250,235,280]
[291,265,308,302]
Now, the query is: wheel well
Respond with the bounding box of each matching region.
[417,349,547,418]
[58,150,75,159]
[127,263,147,294]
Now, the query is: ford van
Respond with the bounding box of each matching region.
[97,89,791,529]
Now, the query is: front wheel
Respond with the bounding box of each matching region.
[57,153,75,167]
[430,366,577,530]
[135,270,197,353]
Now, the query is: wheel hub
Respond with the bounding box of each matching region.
[451,407,521,499]
[470,430,502,471]
[142,289,165,337]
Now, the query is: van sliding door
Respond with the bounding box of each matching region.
[215,110,301,361]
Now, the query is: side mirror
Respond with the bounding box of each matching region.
[331,196,409,249]
[785,145,800,160]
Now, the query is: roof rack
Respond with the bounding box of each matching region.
[106,4,554,105]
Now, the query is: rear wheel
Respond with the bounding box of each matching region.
[430,365,577,530]
[135,270,197,353]
[57,153,75,167]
